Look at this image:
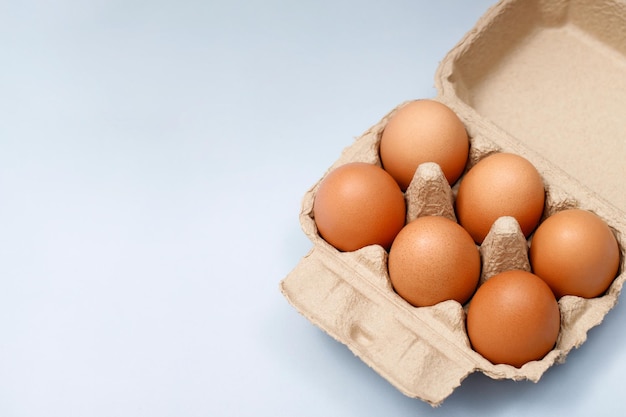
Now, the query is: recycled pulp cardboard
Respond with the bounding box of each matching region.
[280,0,626,406]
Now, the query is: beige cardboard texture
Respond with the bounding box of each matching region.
[281,0,626,407]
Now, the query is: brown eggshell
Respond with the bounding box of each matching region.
[529,209,620,299]
[455,152,545,244]
[388,215,480,307]
[379,99,469,191]
[466,270,560,368]
[312,162,406,252]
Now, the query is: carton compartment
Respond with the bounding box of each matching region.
[282,97,626,405]
[448,0,626,212]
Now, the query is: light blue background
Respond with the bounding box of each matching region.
[1,0,625,416]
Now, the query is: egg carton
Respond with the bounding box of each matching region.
[280,0,626,406]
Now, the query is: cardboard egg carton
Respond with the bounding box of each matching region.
[280,0,626,406]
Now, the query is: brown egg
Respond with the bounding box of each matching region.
[388,215,480,307]
[379,99,469,191]
[455,152,545,244]
[313,162,406,252]
[466,270,560,368]
[529,209,620,299]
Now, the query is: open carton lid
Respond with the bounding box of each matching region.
[281,0,626,407]
[436,0,626,216]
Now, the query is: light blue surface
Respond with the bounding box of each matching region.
[1,0,625,415]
